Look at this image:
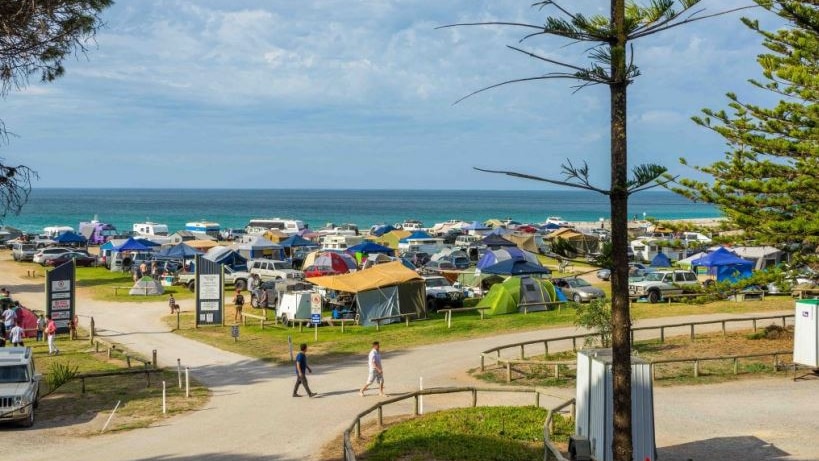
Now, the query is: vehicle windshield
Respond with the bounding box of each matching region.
[569,279,591,287]
[425,278,449,288]
[272,262,293,270]
[643,272,666,282]
[0,365,29,383]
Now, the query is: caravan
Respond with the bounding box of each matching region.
[245,218,305,235]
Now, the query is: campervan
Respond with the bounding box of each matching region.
[245,218,305,235]
[320,234,364,251]
[401,220,424,231]
[79,218,118,245]
[185,221,221,239]
[133,222,169,237]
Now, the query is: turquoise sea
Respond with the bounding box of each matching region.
[2,188,720,234]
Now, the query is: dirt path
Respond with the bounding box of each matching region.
[2,256,817,461]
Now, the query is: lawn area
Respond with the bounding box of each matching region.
[30,333,209,434]
[74,266,195,303]
[165,294,792,365]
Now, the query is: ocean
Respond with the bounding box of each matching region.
[1,188,720,234]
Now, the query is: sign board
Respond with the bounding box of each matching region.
[311,313,321,325]
[310,292,322,315]
[231,325,240,338]
[46,260,75,333]
[195,255,224,326]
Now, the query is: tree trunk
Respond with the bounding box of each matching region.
[610,0,633,460]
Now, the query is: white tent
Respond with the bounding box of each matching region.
[130,277,164,296]
[230,236,284,260]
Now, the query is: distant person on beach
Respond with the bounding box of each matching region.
[359,341,384,397]
[45,315,59,355]
[233,289,244,322]
[293,343,316,398]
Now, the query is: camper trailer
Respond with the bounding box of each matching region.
[185,221,221,239]
[398,237,445,255]
[79,219,118,245]
[245,218,305,235]
[320,234,364,251]
[133,222,169,237]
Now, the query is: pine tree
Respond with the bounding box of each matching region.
[676,1,819,250]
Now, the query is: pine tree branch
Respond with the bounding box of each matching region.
[473,167,609,194]
[453,74,598,105]
[631,5,758,39]
[628,176,679,195]
[506,45,591,73]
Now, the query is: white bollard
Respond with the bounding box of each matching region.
[185,367,190,398]
[100,400,121,434]
[177,358,182,388]
[419,377,424,415]
[162,381,167,414]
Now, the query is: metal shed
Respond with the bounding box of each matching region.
[575,348,656,461]
[794,299,819,368]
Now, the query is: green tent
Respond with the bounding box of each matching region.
[477,276,558,315]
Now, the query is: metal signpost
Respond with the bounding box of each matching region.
[311,293,321,341]
[45,260,75,334]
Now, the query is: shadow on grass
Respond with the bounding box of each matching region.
[359,433,543,461]
[659,435,799,461]
[131,454,293,461]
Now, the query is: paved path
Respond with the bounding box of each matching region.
[3,263,818,461]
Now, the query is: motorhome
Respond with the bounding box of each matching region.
[398,237,445,255]
[245,218,305,235]
[401,220,424,231]
[133,222,169,237]
[320,234,364,251]
[185,221,221,239]
[79,218,118,245]
[42,226,74,238]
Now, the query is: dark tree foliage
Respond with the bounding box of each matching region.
[675,1,819,253]
[0,0,112,218]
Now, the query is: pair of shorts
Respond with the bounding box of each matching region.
[366,370,383,385]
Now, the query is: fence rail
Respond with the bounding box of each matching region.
[544,398,575,461]
[480,314,794,371]
[342,386,558,461]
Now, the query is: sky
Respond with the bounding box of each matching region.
[1,0,787,189]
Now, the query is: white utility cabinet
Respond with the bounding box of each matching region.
[575,348,656,461]
[794,299,819,368]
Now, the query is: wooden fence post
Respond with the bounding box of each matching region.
[378,406,383,426]
[480,355,485,372]
[660,327,664,343]
[733,358,738,375]
[544,341,549,357]
[690,324,695,341]
[414,395,420,416]
[471,389,477,407]
[722,321,726,337]
[89,317,95,344]
[694,360,699,378]
[506,362,512,383]
[520,345,525,360]
[152,350,157,368]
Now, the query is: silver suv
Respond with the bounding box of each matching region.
[423,276,463,311]
[628,270,700,303]
[0,348,41,427]
[248,259,304,281]
[11,243,37,262]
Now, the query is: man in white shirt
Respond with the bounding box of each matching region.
[359,341,384,396]
[10,322,25,347]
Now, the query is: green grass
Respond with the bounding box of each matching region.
[361,406,549,461]
[72,266,195,302]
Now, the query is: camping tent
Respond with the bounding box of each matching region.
[53,231,88,246]
[308,261,425,326]
[430,247,468,262]
[370,224,396,237]
[544,228,600,255]
[115,237,153,252]
[690,247,754,282]
[262,229,289,243]
[130,276,164,296]
[279,234,317,249]
[157,243,202,259]
[231,236,284,260]
[476,276,560,315]
[303,251,357,273]
[481,234,518,248]
[399,231,434,243]
[476,248,540,270]
[650,252,672,267]
[481,259,552,276]
[677,252,707,270]
[372,230,412,250]
[504,232,540,253]
[204,246,248,270]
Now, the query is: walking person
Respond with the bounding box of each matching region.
[36,314,46,342]
[168,294,180,314]
[293,343,317,398]
[359,341,384,396]
[232,289,244,323]
[45,314,59,355]
[9,322,25,347]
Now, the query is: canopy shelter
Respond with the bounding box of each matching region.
[399,230,433,243]
[262,229,289,243]
[186,239,220,251]
[204,246,248,271]
[157,242,202,259]
[543,228,600,256]
[231,236,284,260]
[370,224,396,237]
[372,230,412,250]
[302,251,357,273]
[309,261,425,326]
[690,247,754,282]
[477,276,560,315]
[481,259,552,276]
[346,241,394,257]
[53,231,87,246]
[115,237,153,252]
[279,234,317,248]
[476,248,541,271]
[481,234,518,249]
[650,252,672,268]
[504,232,540,253]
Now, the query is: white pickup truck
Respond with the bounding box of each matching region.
[628,270,700,303]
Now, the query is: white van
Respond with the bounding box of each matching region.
[454,235,482,248]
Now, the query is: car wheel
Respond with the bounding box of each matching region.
[573,293,583,303]
[234,279,247,291]
[648,290,660,304]
[187,281,196,293]
[20,408,34,428]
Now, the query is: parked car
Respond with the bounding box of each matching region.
[628,270,700,303]
[554,277,606,303]
[0,347,41,427]
[404,251,431,267]
[422,260,457,274]
[423,276,463,311]
[596,268,611,281]
[47,251,97,267]
[32,247,74,265]
[446,254,471,270]
[11,242,37,262]
[248,259,304,281]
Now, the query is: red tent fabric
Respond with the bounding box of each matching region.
[13,306,39,338]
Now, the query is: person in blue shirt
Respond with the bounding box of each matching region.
[293,343,317,398]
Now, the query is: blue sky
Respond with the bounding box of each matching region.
[2,0,785,189]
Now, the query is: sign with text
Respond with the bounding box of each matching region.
[310,292,322,315]
[195,255,224,327]
[46,260,75,334]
